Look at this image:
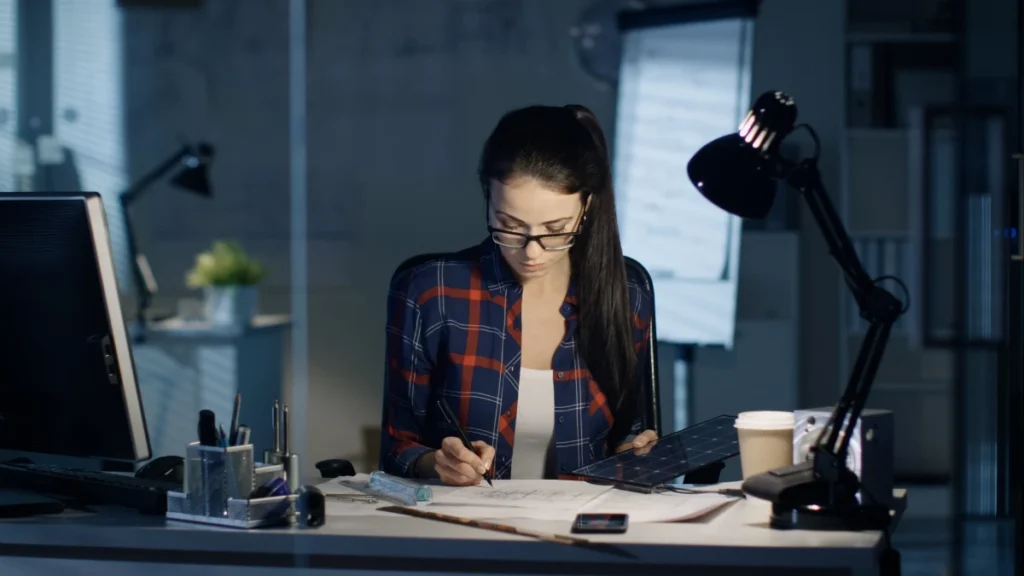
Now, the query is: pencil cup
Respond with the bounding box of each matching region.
[184,442,255,517]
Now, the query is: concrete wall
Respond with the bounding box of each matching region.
[124,0,620,472]
[121,0,845,474]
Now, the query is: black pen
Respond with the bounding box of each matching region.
[437,398,492,487]
[229,393,242,446]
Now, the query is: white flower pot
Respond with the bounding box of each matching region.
[203,285,258,331]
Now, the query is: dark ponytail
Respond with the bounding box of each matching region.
[478,105,637,448]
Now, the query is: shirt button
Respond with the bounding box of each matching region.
[558,416,564,423]
[557,371,564,378]
[505,410,511,417]
[560,465,568,472]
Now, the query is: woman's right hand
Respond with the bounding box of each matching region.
[432,437,495,486]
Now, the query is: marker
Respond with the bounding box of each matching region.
[235,425,251,447]
[198,410,218,447]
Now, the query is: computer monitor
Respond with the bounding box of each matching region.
[0,192,151,462]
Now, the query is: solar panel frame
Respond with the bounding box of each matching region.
[573,415,740,490]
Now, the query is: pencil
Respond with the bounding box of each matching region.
[378,506,637,559]
[437,398,494,487]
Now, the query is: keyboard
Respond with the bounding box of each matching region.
[0,463,181,514]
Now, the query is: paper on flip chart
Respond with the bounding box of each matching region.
[429,480,613,510]
[578,489,735,523]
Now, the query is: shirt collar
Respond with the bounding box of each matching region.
[478,237,579,319]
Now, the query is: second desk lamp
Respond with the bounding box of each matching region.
[120,142,214,341]
[687,91,908,532]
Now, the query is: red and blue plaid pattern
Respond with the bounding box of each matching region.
[380,238,653,479]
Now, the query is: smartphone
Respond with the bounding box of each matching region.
[571,513,629,534]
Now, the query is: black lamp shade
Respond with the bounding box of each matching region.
[686,133,777,220]
[169,143,214,197]
[170,163,211,197]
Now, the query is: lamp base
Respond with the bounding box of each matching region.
[770,502,891,531]
[743,460,892,532]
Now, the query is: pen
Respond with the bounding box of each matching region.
[282,404,290,455]
[218,424,227,448]
[272,400,280,454]
[229,393,242,446]
[437,398,492,487]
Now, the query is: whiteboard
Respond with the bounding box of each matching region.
[613,17,754,348]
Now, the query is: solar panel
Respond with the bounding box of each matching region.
[573,415,739,489]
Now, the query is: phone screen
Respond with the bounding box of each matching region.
[571,513,629,534]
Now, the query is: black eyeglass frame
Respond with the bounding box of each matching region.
[487,206,587,252]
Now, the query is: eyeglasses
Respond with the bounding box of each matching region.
[488,206,586,251]
[488,227,581,251]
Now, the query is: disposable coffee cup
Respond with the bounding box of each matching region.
[735,411,795,480]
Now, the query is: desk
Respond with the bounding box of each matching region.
[0,483,906,576]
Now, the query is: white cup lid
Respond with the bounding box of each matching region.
[734,411,795,430]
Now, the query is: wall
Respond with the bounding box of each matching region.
[749,0,845,409]
[123,0,846,474]
[125,0,619,472]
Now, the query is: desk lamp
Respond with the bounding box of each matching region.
[120,142,214,340]
[687,91,908,531]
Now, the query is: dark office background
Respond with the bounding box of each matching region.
[0,0,1020,574]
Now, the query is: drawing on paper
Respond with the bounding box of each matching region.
[446,487,597,504]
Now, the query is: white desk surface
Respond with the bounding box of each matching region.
[145,314,291,338]
[0,481,907,576]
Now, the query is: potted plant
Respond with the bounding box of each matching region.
[186,240,266,330]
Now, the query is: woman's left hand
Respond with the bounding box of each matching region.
[617,429,659,455]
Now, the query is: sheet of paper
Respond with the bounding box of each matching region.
[430,480,612,510]
[421,504,580,522]
[579,490,735,523]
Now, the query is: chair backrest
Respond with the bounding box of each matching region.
[389,250,660,436]
[623,257,660,436]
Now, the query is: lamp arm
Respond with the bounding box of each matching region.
[119,145,191,330]
[120,145,192,205]
[785,158,904,464]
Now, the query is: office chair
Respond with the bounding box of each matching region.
[317,248,723,484]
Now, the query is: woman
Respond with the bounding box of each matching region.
[380,104,657,486]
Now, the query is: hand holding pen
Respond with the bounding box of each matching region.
[434,399,494,487]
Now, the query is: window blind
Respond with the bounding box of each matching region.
[0,0,16,192]
[53,0,130,288]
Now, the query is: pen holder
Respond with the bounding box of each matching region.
[184,442,255,518]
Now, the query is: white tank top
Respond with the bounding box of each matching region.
[510,368,556,479]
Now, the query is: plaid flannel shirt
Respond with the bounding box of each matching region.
[380,238,653,479]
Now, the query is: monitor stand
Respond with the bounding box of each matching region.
[0,489,66,518]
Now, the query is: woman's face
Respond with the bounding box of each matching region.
[488,176,585,281]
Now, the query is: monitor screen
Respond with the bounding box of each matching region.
[613,14,754,347]
[0,193,151,462]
